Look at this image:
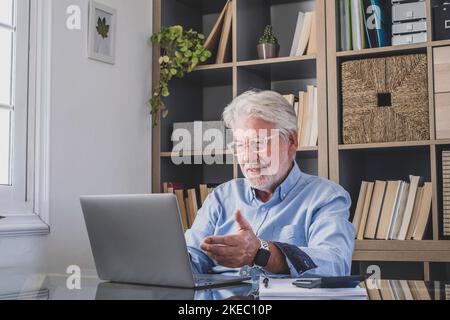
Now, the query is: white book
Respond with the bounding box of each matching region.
[303,85,315,146]
[396,176,421,240]
[308,86,319,147]
[295,12,314,56]
[350,0,364,50]
[290,12,306,56]
[387,182,409,240]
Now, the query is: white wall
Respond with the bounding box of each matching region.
[0,0,153,273]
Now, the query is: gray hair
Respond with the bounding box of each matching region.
[222,90,298,137]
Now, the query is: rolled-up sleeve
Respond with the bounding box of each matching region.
[274,191,355,278]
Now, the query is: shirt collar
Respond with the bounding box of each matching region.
[246,162,302,203]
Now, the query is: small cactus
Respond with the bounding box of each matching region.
[259,25,278,45]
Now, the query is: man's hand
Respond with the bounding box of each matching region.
[200,210,261,268]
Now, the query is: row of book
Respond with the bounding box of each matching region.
[443,150,450,236]
[162,182,214,231]
[283,85,318,148]
[290,11,317,56]
[352,177,432,240]
[364,280,431,300]
[338,0,391,51]
[204,0,233,64]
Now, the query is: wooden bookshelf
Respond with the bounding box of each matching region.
[326,0,450,280]
[152,0,450,280]
[152,0,329,191]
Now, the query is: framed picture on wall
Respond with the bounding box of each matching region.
[88,1,117,64]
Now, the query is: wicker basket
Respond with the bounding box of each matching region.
[341,53,430,145]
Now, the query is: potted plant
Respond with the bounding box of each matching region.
[257,25,280,59]
[149,25,212,127]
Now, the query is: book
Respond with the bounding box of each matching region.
[175,190,189,231]
[199,184,209,205]
[187,189,199,227]
[290,12,306,56]
[396,176,422,240]
[357,182,375,240]
[408,281,431,300]
[204,0,229,54]
[364,180,387,239]
[350,0,366,51]
[387,181,410,240]
[406,186,424,240]
[216,1,233,64]
[299,88,310,147]
[302,86,317,147]
[376,180,401,240]
[297,91,305,144]
[411,183,433,240]
[362,0,391,48]
[306,11,317,55]
[283,94,296,107]
[379,280,395,300]
[352,181,369,233]
[339,0,353,51]
[308,86,319,147]
[295,11,314,56]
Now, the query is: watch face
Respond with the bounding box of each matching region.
[254,248,271,268]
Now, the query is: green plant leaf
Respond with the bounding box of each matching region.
[96,17,110,39]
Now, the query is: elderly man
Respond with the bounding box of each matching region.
[185,90,355,278]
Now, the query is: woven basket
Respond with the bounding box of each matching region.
[341,53,430,145]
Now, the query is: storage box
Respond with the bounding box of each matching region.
[392,1,427,22]
[392,20,427,34]
[434,46,450,93]
[341,53,430,144]
[433,2,450,41]
[392,32,427,45]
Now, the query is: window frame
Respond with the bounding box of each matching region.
[0,0,52,237]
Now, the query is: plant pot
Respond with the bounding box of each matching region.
[257,43,280,59]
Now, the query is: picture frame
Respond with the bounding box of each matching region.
[88,1,117,64]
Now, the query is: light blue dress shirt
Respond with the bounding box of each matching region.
[185,162,355,278]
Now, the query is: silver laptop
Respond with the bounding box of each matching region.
[80,194,250,289]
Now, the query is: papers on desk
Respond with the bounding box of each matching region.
[259,278,368,300]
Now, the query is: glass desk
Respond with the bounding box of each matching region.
[1,269,449,300]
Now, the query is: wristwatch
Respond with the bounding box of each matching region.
[253,239,271,268]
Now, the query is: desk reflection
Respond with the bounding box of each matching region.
[95,282,255,300]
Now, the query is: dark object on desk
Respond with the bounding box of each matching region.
[292,273,373,289]
[433,2,450,41]
[0,216,5,220]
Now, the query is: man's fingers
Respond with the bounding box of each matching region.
[201,243,233,256]
[235,210,251,231]
[204,235,239,246]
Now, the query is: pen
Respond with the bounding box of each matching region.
[263,277,269,288]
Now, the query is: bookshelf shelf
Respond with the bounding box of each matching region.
[355,240,450,252]
[434,139,450,146]
[194,63,234,71]
[335,42,428,58]
[236,55,316,67]
[338,141,433,151]
[431,39,450,48]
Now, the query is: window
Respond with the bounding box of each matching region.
[0,0,50,236]
[0,0,31,214]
